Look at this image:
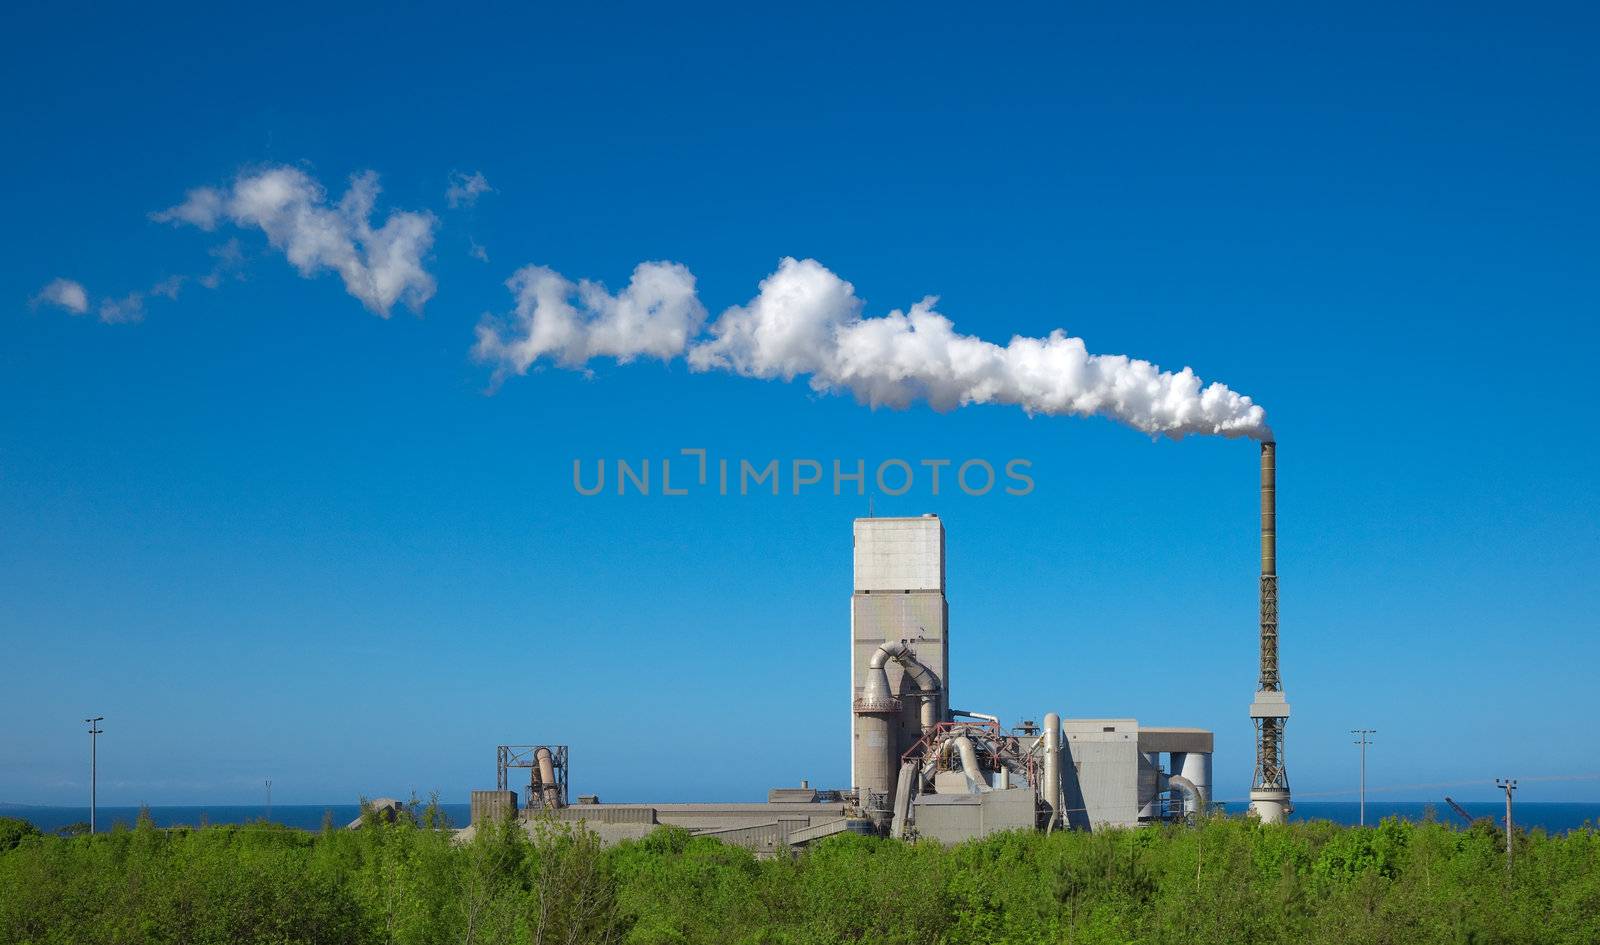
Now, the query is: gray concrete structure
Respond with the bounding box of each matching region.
[1064,720,1216,828]
[850,515,948,813]
[470,790,518,824]
[519,801,864,857]
[911,788,1038,844]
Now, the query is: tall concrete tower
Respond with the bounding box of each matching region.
[1249,441,1292,822]
[850,515,949,810]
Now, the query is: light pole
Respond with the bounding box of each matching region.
[1496,778,1518,869]
[265,779,272,823]
[84,717,104,835]
[1352,729,1375,826]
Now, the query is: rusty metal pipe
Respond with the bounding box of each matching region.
[535,747,560,808]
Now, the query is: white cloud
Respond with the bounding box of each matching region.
[97,292,144,324]
[154,166,437,316]
[31,278,89,315]
[198,238,245,288]
[446,171,493,209]
[469,239,489,263]
[473,261,706,381]
[150,187,225,230]
[150,275,186,300]
[479,256,1271,440]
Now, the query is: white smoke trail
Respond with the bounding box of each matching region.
[474,256,1270,440]
[153,166,437,317]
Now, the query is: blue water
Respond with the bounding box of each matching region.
[1224,800,1600,833]
[6,801,1597,835]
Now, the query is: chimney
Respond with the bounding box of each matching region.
[1248,440,1291,823]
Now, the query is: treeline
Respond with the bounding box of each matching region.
[1,810,1597,944]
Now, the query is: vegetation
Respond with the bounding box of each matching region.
[0,811,1596,944]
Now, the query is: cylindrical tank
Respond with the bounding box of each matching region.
[1041,713,1063,830]
[1251,788,1291,824]
[1173,751,1212,810]
[855,712,895,813]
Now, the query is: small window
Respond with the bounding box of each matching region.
[1102,726,1116,733]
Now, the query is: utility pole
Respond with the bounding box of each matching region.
[84,717,104,835]
[1496,778,1518,869]
[1352,729,1376,826]
[265,779,273,822]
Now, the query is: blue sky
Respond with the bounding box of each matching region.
[3,2,1597,808]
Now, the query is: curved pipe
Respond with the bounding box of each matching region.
[861,641,942,732]
[950,735,990,792]
[1169,775,1201,820]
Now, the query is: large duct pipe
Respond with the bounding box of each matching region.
[1168,775,1201,821]
[864,641,941,732]
[1042,712,1063,832]
[950,735,990,793]
[890,760,919,839]
[1172,751,1212,811]
[535,747,560,808]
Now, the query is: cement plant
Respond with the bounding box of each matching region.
[459,443,1287,853]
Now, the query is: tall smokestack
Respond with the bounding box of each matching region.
[1249,441,1292,823]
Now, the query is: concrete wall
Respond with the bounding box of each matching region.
[532,801,856,857]
[470,790,517,824]
[1063,720,1216,828]
[850,516,949,805]
[912,787,1037,844]
[1063,719,1141,828]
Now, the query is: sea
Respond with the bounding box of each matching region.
[4,800,1598,834]
[1226,800,1600,833]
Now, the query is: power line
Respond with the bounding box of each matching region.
[1351,729,1376,826]
[83,717,104,835]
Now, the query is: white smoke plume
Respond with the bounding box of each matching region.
[474,261,706,380]
[153,166,437,317]
[692,258,1269,439]
[475,255,1270,439]
[477,256,1269,439]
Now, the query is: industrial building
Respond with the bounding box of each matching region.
[469,444,1288,850]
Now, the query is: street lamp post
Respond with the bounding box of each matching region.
[84,717,104,834]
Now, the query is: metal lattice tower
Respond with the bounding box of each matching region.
[1249,442,1292,822]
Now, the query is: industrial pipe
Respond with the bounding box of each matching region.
[1168,775,1202,821]
[1042,713,1063,832]
[950,735,990,793]
[861,641,942,733]
[890,760,919,839]
[952,709,1001,727]
[535,747,560,808]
